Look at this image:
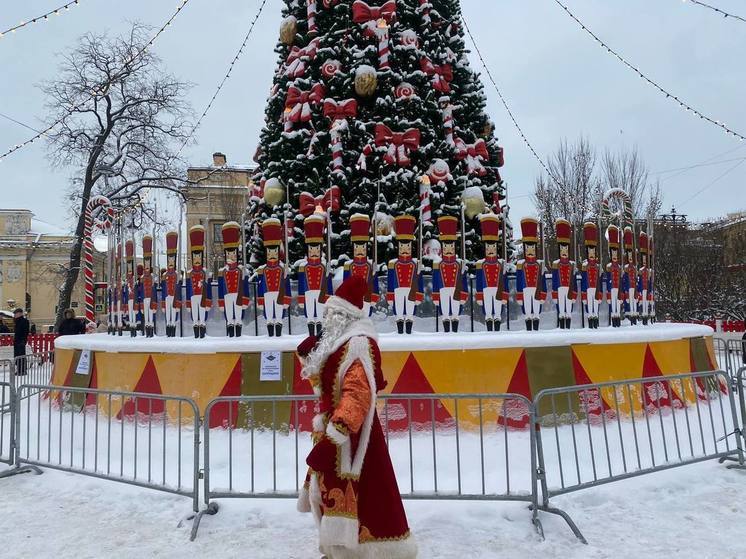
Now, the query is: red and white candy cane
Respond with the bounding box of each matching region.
[307,0,318,36]
[323,98,358,174]
[441,100,455,147]
[352,1,397,70]
[419,177,432,224]
[83,195,114,324]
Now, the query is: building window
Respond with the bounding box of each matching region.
[213,222,224,243]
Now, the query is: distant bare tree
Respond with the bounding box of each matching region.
[601,146,662,221]
[42,24,196,328]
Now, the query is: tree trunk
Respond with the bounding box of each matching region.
[55,186,93,331]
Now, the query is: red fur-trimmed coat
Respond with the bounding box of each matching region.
[298,325,417,559]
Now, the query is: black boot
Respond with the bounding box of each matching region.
[486,320,494,332]
[566,318,572,329]
[443,320,451,333]
[276,324,282,337]
[526,319,533,331]
[642,317,648,326]
[268,324,275,337]
[236,324,242,337]
[308,323,316,337]
[131,328,136,338]
[194,325,200,339]
[200,325,206,338]
[228,324,235,337]
[452,320,459,333]
[405,321,413,334]
[397,321,404,335]
[118,328,123,336]
[533,318,540,331]
[496,320,502,332]
[315,323,323,337]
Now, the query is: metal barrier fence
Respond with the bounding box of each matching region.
[0,381,13,465]
[195,393,540,540]
[11,352,54,395]
[533,370,744,542]
[714,337,731,375]
[726,340,745,380]
[9,384,201,511]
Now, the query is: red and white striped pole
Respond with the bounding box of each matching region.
[375,20,391,70]
[441,98,455,147]
[307,0,318,35]
[83,196,114,325]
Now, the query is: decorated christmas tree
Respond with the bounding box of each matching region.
[249,0,513,272]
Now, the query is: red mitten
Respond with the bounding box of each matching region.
[297,335,319,358]
[306,437,336,472]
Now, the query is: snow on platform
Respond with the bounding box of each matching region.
[55,323,714,354]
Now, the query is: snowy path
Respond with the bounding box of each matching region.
[1,460,746,558]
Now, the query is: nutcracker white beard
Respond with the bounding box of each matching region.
[301,306,357,379]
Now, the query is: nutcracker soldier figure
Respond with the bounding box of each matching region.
[551,219,576,330]
[186,225,211,339]
[605,225,623,328]
[648,236,656,323]
[109,243,124,336]
[135,263,144,335]
[138,235,158,337]
[123,240,139,337]
[622,226,638,325]
[516,218,546,332]
[581,222,603,329]
[161,231,182,338]
[387,215,424,335]
[475,213,508,331]
[637,231,652,326]
[343,214,379,317]
[257,218,291,337]
[432,215,468,333]
[298,213,333,337]
[218,221,247,337]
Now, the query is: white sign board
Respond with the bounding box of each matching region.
[75,350,92,376]
[259,351,282,382]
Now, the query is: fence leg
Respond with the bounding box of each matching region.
[189,501,219,541]
[0,381,43,480]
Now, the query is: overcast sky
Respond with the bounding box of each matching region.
[1,0,745,233]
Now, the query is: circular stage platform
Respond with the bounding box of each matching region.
[52,324,717,417]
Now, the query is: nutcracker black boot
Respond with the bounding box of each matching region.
[496,320,502,332]
[308,323,315,337]
[533,318,540,331]
[443,320,451,333]
[452,320,459,333]
[200,325,206,338]
[397,321,404,335]
[405,321,413,334]
[486,319,494,332]
[228,324,234,337]
[315,323,323,337]
[194,325,199,339]
[525,319,532,331]
[275,324,282,337]
[268,324,275,337]
[236,324,243,337]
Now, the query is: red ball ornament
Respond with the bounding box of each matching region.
[322,59,342,79]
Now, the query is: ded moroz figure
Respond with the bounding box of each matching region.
[185,225,211,339]
[605,225,623,328]
[161,231,182,338]
[387,215,424,335]
[343,214,379,318]
[257,218,292,337]
[581,222,603,329]
[516,217,546,332]
[298,213,333,338]
[551,219,576,330]
[432,215,468,333]
[218,222,247,337]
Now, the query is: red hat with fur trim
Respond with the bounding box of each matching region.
[326,275,368,317]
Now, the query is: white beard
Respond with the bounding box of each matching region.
[301,307,378,380]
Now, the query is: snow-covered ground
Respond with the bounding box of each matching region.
[2,460,746,558]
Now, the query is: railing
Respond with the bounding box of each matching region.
[9,384,201,512]
[532,370,743,542]
[0,380,13,465]
[9,352,55,395]
[196,393,540,539]
[0,334,57,353]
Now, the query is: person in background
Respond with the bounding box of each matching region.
[58,308,85,336]
[0,320,9,334]
[13,308,29,376]
[30,322,37,335]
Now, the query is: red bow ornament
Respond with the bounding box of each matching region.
[283,38,320,78]
[323,98,358,123]
[285,83,326,125]
[299,186,342,216]
[420,58,453,94]
[352,0,397,30]
[456,138,490,176]
[375,124,421,167]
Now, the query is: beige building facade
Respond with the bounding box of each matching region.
[0,209,105,331]
[184,152,257,276]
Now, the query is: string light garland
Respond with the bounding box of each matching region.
[0,0,193,162]
[552,0,745,142]
[177,0,269,156]
[0,0,82,39]
[683,0,746,24]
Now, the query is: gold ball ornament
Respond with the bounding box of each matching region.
[263,178,286,207]
[355,65,378,98]
[462,186,486,219]
[374,212,394,236]
[280,16,298,45]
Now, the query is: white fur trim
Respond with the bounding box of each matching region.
[326,421,350,445]
[320,515,359,549]
[301,319,379,379]
[297,485,312,513]
[326,295,366,319]
[309,473,323,527]
[335,335,378,477]
[313,413,327,433]
[325,536,418,559]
